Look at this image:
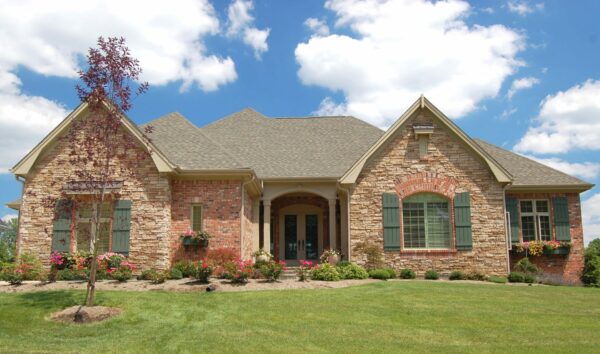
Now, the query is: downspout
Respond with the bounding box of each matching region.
[502,183,512,275]
[241,175,256,260]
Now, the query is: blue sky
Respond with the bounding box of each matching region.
[1,0,599,243]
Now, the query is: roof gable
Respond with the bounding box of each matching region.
[11,102,175,176]
[340,96,513,184]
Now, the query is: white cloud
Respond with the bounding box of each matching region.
[507,1,544,16]
[0,0,237,91]
[514,79,600,154]
[508,76,540,99]
[295,0,525,128]
[522,155,600,180]
[305,18,330,36]
[500,107,517,119]
[1,214,17,223]
[583,193,600,245]
[315,97,349,116]
[226,0,270,59]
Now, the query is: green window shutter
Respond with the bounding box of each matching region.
[52,199,72,252]
[454,192,472,251]
[383,193,400,251]
[505,197,520,244]
[112,200,132,254]
[553,197,570,241]
[191,205,202,232]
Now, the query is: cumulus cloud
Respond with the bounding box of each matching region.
[305,18,330,36]
[583,193,600,245]
[1,214,18,223]
[295,0,525,128]
[507,1,544,16]
[522,155,600,180]
[227,0,270,59]
[508,76,540,99]
[514,80,600,154]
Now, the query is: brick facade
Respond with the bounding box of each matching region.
[242,188,255,260]
[507,192,584,283]
[18,113,172,270]
[349,108,508,276]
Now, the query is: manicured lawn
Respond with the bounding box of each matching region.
[1,281,600,353]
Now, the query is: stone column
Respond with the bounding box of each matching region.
[328,199,337,250]
[263,200,271,252]
[339,192,348,260]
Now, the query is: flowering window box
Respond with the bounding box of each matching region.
[182,236,208,248]
[543,246,570,255]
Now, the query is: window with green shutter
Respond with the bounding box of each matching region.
[383,193,400,251]
[52,199,72,252]
[112,200,132,254]
[191,205,202,232]
[402,193,451,250]
[553,197,570,241]
[454,192,472,251]
[505,197,520,244]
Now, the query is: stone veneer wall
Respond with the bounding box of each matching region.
[349,107,508,276]
[242,188,255,260]
[507,192,584,283]
[18,115,172,270]
[170,179,243,263]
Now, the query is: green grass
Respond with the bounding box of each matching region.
[1,281,600,353]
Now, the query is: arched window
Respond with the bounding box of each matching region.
[403,193,451,249]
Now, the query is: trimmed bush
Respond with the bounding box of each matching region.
[515,258,539,274]
[259,260,286,282]
[137,269,159,281]
[168,268,183,280]
[449,271,466,281]
[336,263,369,280]
[508,272,525,283]
[399,268,416,279]
[194,260,213,284]
[466,271,488,281]
[368,268,393,280]
[311,264,341,281]
[111,266,133,282]
[57,268,87,281]
[488,276,508,284]
[172,260,196,278]
[523,274,535,284]
[150,271,167,284]
[424,270,439,280]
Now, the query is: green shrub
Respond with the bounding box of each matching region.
[424,270,439,280]
[172,260,196,278]
[515,258,540,274]
[368,268,393,280]
[488,276,508,284]
[449,271,466,280]
[0,265,23,285]
[582,239,600,287]
[194,260,213,284]
[137,269,158,281]
[399,268,416,279]
[259,260,286,282]
[466,271,488,281]
[17,252,45,280]
[57,268,87,281]
[523,274,535,284]
[150,271,167,284]
[168,268,183,280]
[336,262,368,280]
[352,242,384,270]
[311,264,341,281]
[110,266,133,282]
[508,272,525,283]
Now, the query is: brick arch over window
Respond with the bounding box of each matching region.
[394,172,457,200]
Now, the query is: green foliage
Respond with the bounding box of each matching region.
[194,260,214,284]
[352,241,384,270]
[57,268,87,281]
[508,272,525,283]
[399,268,416,279]
[488,276,508,284]
[137,269,159,281]
[424,270,439,280]
[466,271,488,281]
[168,268,183,280]
[515,258,540,274]
[0,217,17,263]
[258,260,285,282]
[368,268,393,280]
[150,271,167,285]
[523,274,535,284]
[311,263,341,281]
[449,271,466,281]
[111,266,133,282]
[336,262,368,280]
[582,240,600,287]
[172,260,196,278]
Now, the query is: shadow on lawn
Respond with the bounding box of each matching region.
[15,291,85,310]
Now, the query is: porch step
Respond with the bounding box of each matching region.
[280,267,300,280]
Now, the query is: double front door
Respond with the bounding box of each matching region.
[279,205,322,261]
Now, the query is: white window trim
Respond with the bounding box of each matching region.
[520,199,551,242]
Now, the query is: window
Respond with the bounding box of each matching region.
[191,205,202,232]
[403,194,451,249]
[519,200,551,242]
[76,201,112,253]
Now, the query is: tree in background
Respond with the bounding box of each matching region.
[47,36,149,306]
[0,218,18,263]
[582,239,600,287]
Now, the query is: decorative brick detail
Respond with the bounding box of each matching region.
[18,113,172,271]
[349,108,508,277]
[170,179,243,264]
[507,192,584,283]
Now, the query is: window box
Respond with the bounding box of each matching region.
[543,246,570,255]
[182,236,209,248]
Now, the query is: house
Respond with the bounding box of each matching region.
[8,96,593,282]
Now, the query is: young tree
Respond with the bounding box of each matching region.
[59,36,149,306]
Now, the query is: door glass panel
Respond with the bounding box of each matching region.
[305,215,319,260]
[284,215,297,260]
